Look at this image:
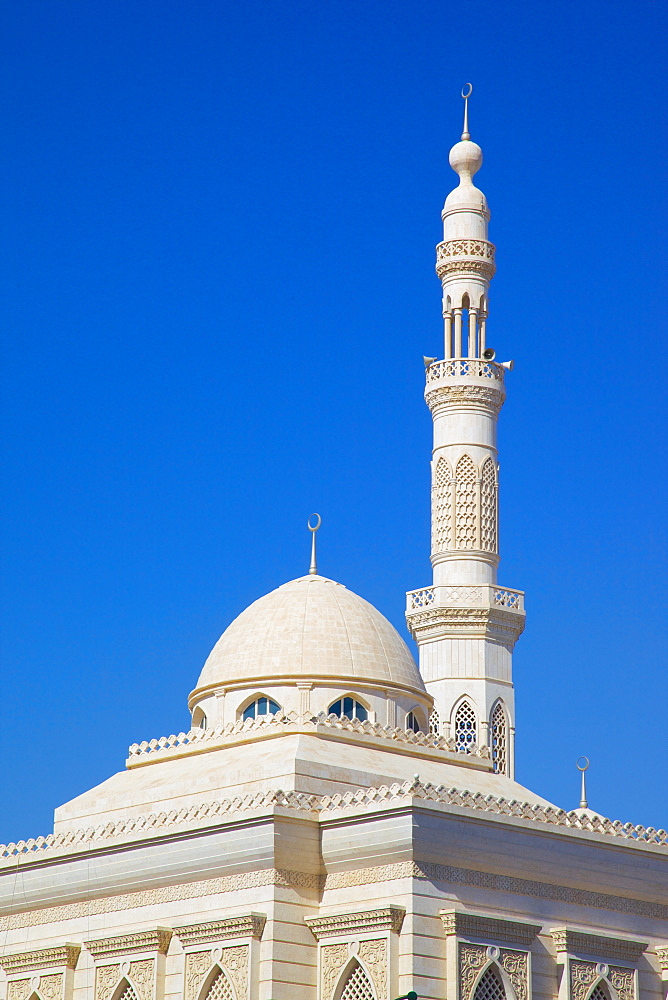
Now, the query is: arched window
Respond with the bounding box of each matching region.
[455,454,478,549]
[337,961,375,1000]
[474,966,505,1000]
[243,696,281,721]
[201,968,236,1000]
[199,714,208,729]
[454,700,476,752]
[432,456,452,552]
[406,711,422,733]
[328,697,368,722]
[588,983,611,1000]
[491,702,508,774]
[480,457,497,553]
[429,707,441,735]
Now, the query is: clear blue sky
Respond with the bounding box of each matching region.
[0,0,666,843]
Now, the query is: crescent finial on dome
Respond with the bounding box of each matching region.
[308,513,321,575]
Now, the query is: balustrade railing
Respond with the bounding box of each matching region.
[426,358,504,383]
[406,585,524,612]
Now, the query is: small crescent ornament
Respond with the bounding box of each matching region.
[576,756,590,772]
[308,513,321,532]
[461,82,473,99]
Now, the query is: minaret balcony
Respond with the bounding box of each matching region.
[405,584,526,646]
[426,358,504,383]
[406,584,524,613]
[436,239,496,282]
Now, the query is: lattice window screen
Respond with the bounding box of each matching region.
[455,455,478,549]
[454,701,476,752]
[474,967,505,1000]
[429,707,441,735]
[588,984,611,1000]
[116,983,140,1000]
[204,969,236,1000]
[432,457,452,552]
[491,702,507,775]
[339,962,375,1000]
[480,457,497,552]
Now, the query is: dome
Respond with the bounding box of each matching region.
[192,575,425,698]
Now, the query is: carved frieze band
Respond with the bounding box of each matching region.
[0,945,81,975]
[321,938,387,1000]
[441,910,540,946]
[185,946,249,1000]
[552,929,647,964]
[86,929,172,960]
[425,385,505,415]
[460,943,528,1000]
[306,906,405,939]
[569,962,635,1000]
[175,914,266,947]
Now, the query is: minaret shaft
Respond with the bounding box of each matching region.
[406,95,524,779]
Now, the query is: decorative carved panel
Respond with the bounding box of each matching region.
[569,961,636,1000]
[458,943,529,1000]
[184,946,249,1000]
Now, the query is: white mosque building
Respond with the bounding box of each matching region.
[0,91,666,1000]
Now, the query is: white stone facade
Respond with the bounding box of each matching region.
[1,93,666,1000]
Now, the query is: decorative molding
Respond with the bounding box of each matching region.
[425,384,505,416]
[441,910,540,946]
[2,777,666,877]
[323,860,668,921]
[175,914,265,947]
[570,961,635,1000]
[405,605,524,646]
[0,945,81,975]
[552,929,647,964]
[458,944,528,1000]
[359,938,387,999]
[306,906,405,939]
[425,358,504,384]
[322,943,349,1000]
[437,259,496,280]
[85,929,172,960]
[184,950,212,1000]
[437,239,496,260]
[7,976,65,1000]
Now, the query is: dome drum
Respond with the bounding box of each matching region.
[188,574,431,734]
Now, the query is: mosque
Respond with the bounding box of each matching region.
[0,91,666,1000]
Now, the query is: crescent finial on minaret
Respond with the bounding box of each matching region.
[461,83,473,140]
[307,513,321,575]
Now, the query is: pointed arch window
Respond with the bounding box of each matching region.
[406,710,422,733]
[432,456,453,552]
[243,696,281,720]
[328,697,368,722]
[337,961,376,1000]
[588,984,611,1000]
[201,968,236,1000]
[474,966,505,1000]
[491,702,508,774]
[455,454,478,549]
[454,700,476,753]
[429,707,441,735]
[114,981,140,1000]
[480,457,497,553]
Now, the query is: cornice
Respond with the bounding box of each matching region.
[551,929,648,964]
[440,910,541,947]
[0,945,81,975]
[174,914,266,946]
[406,605,525,645]
[305,906,405,940]
[85,929,172,960]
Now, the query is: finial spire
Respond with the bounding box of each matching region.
[307,513,321,575]
[461,83,473,140]
[576,756,590,809]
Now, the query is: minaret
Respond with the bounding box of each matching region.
[406,87,525,778]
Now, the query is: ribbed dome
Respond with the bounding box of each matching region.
[193,575,425,695]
